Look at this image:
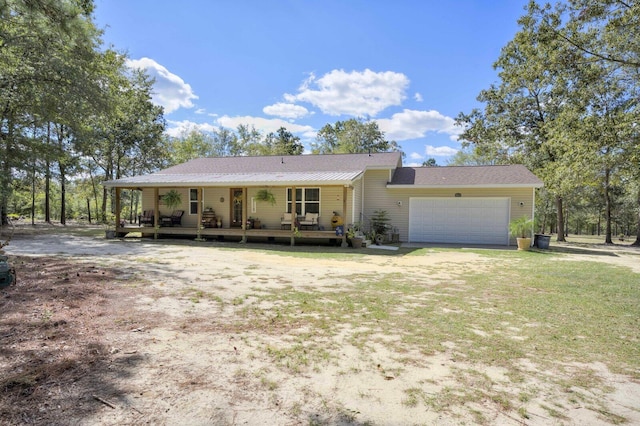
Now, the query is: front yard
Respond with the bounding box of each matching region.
[1,226,638,425]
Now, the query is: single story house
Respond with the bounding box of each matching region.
[103,152,543,246]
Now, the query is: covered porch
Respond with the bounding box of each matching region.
[111,180,355,246]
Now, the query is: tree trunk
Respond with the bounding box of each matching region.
[604,168,613,244]
[45,123,51,223]
[632,186,640,246]
[556,195,566,242]
[57,124,66,225]
[0,118,13,226]
[31,158,36,226]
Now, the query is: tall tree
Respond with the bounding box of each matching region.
[0,0,101,224]
[312,118,400,154]
[76,51,165,222]
[169,129,218,165]
[456,1,574,241]
[265,127,304,155]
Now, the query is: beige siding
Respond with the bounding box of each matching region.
[140,179,535,243]
[143,185,353,231]
[362,171,535,242]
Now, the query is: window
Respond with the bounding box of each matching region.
[286,187,320,215]
[189,188,198,215]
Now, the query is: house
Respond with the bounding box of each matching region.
[103,152,543,246]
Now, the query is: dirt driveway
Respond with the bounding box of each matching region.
[1,229,639,425]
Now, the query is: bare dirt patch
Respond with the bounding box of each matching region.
[1,229,639,425]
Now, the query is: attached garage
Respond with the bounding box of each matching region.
[385,165,543,245]
[408,197,510,245]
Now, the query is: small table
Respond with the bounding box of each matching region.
[160,216,173,227]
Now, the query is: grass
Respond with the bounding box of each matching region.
[13,224,636,422]
[227,246,639,422]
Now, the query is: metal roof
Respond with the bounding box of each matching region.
[103,171,364,188]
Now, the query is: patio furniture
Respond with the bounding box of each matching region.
[281,212,293,229]
[161,210,184,226]
[299,213,319,230]
[138,209,154,226]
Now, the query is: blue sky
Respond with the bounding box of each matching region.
[93,1,528,165]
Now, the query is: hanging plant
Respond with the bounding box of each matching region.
[162,189,182,210]
[255,189,276,205]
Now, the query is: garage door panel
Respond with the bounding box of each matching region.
[409,198,509,245]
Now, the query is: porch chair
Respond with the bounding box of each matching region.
[161,210,184,227]
[280,212,293,229]
[138,209,154,226]
[299,212,319,230]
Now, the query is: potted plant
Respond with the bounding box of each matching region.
[255,189,276,205]
[510,216,534,251]
[370,210,390,244]
[346,223,363,248]
[162,189,182,211]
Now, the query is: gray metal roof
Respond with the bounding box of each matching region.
[388,165,543,188]
[104,171,363,188]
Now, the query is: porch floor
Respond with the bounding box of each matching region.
[117,225,344,245]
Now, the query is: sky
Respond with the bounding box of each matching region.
[93,1,529,166]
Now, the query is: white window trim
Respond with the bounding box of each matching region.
[189,188,198,215]
[286,187,321,216]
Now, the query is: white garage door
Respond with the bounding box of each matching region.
[409,198,510,245]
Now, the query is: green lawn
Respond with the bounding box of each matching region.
[231,247,639,422]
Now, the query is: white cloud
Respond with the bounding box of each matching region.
[263,102,310,119]
[216,115,315,135]
[377,109,462,141]
[165,120,217,138]
[425,145,459,157]
[195,108,206,115]
[285,69,409,117]
[126,57,198,114]
[409,152,423,160]
[414,92,423,102]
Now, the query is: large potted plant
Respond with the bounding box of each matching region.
[370,209,390,245]
[162,189,182,211]
[510,216,534,251]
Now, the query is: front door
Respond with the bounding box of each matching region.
[230,188,243,228]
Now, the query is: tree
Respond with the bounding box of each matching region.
[422,158,438,167]
[456,2,574,241]
[446,146,505,166]
[169,129,218,165]
[312,118,401,154]
[265,127,304,155]
[76,51,165,222]
[0,0,102,224]
[457,1,639,243]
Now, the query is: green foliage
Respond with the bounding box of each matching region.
[370,209,390,235]
[264,127,304,155]
[455,0,640,244]
[162,190,182,210]
[255,189,276,205]
[312,118,401,154]
[509,216,533,239]
[0,0,167,224]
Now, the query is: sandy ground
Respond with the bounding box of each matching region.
[1,228,639,425]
